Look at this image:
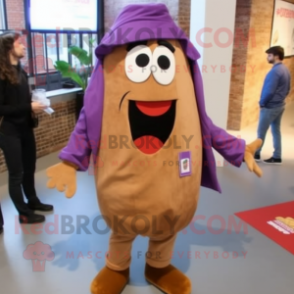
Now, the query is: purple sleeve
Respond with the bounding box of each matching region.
[207,117,246,167]
[59,107,91,171]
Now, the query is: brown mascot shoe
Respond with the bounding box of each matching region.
[145,263,191,294]
[90,266,129,294]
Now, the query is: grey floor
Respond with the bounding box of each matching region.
[0,104,294,294]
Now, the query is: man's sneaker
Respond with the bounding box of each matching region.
[254,154,261,162]
[263,157,282,164]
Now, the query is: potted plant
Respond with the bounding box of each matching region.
[54,38,95,120]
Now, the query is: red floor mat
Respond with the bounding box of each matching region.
[235,201,294,255]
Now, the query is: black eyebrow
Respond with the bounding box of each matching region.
[126,41,148,51]
[158,40,175,53]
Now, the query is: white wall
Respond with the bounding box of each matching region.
[190,0,237,166]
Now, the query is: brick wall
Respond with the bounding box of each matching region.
[178,0,191,36]
[5,0,29,69]
[33,100,76,158]
[5,0,24,29]
[228,0,294,130]
[227,0,252,130]
[0,99,76,173]
[5,0,45,74]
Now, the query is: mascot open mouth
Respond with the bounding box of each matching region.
[129,100,176,154]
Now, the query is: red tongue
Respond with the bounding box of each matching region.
[134,136,163,154]
[136,101,172,116]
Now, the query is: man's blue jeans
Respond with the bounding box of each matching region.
[256,106,285,158]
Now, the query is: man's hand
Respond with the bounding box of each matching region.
[244,139,263,177]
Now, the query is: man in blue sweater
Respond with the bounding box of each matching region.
[255,46,291,164]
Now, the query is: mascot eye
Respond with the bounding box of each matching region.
[136,54,150,67]
[125,45,152,83]
[152,46,175,85]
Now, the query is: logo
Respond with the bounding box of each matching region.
[179,151,192,177]
[182,159,190,172]
[267,217,294,235]
[23,242,55,272]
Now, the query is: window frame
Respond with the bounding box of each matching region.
[0,0,8,30]
[22,0,104,90]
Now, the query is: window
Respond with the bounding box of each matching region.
[27,31,99,90]
[0,0,104,90]
[43,32,97,74]
[82,33,98,66]
[0,0,6,30]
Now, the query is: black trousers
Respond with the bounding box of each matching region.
[0,129,39,215]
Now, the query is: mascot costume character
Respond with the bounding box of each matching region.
[46,4,262,294]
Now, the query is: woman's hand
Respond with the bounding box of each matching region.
[31,102,46,113]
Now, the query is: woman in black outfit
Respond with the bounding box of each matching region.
[0,32,53,228]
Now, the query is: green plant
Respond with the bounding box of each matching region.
[54,38,95,91]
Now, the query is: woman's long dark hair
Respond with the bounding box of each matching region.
[0,31,21,84]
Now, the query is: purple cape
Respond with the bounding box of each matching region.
[59,4,246,193]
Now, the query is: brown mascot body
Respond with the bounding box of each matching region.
[47,4,262,294]
[98,39,202,238]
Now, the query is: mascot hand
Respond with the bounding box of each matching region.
[46,161,78,198]
[244,139,263,178]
